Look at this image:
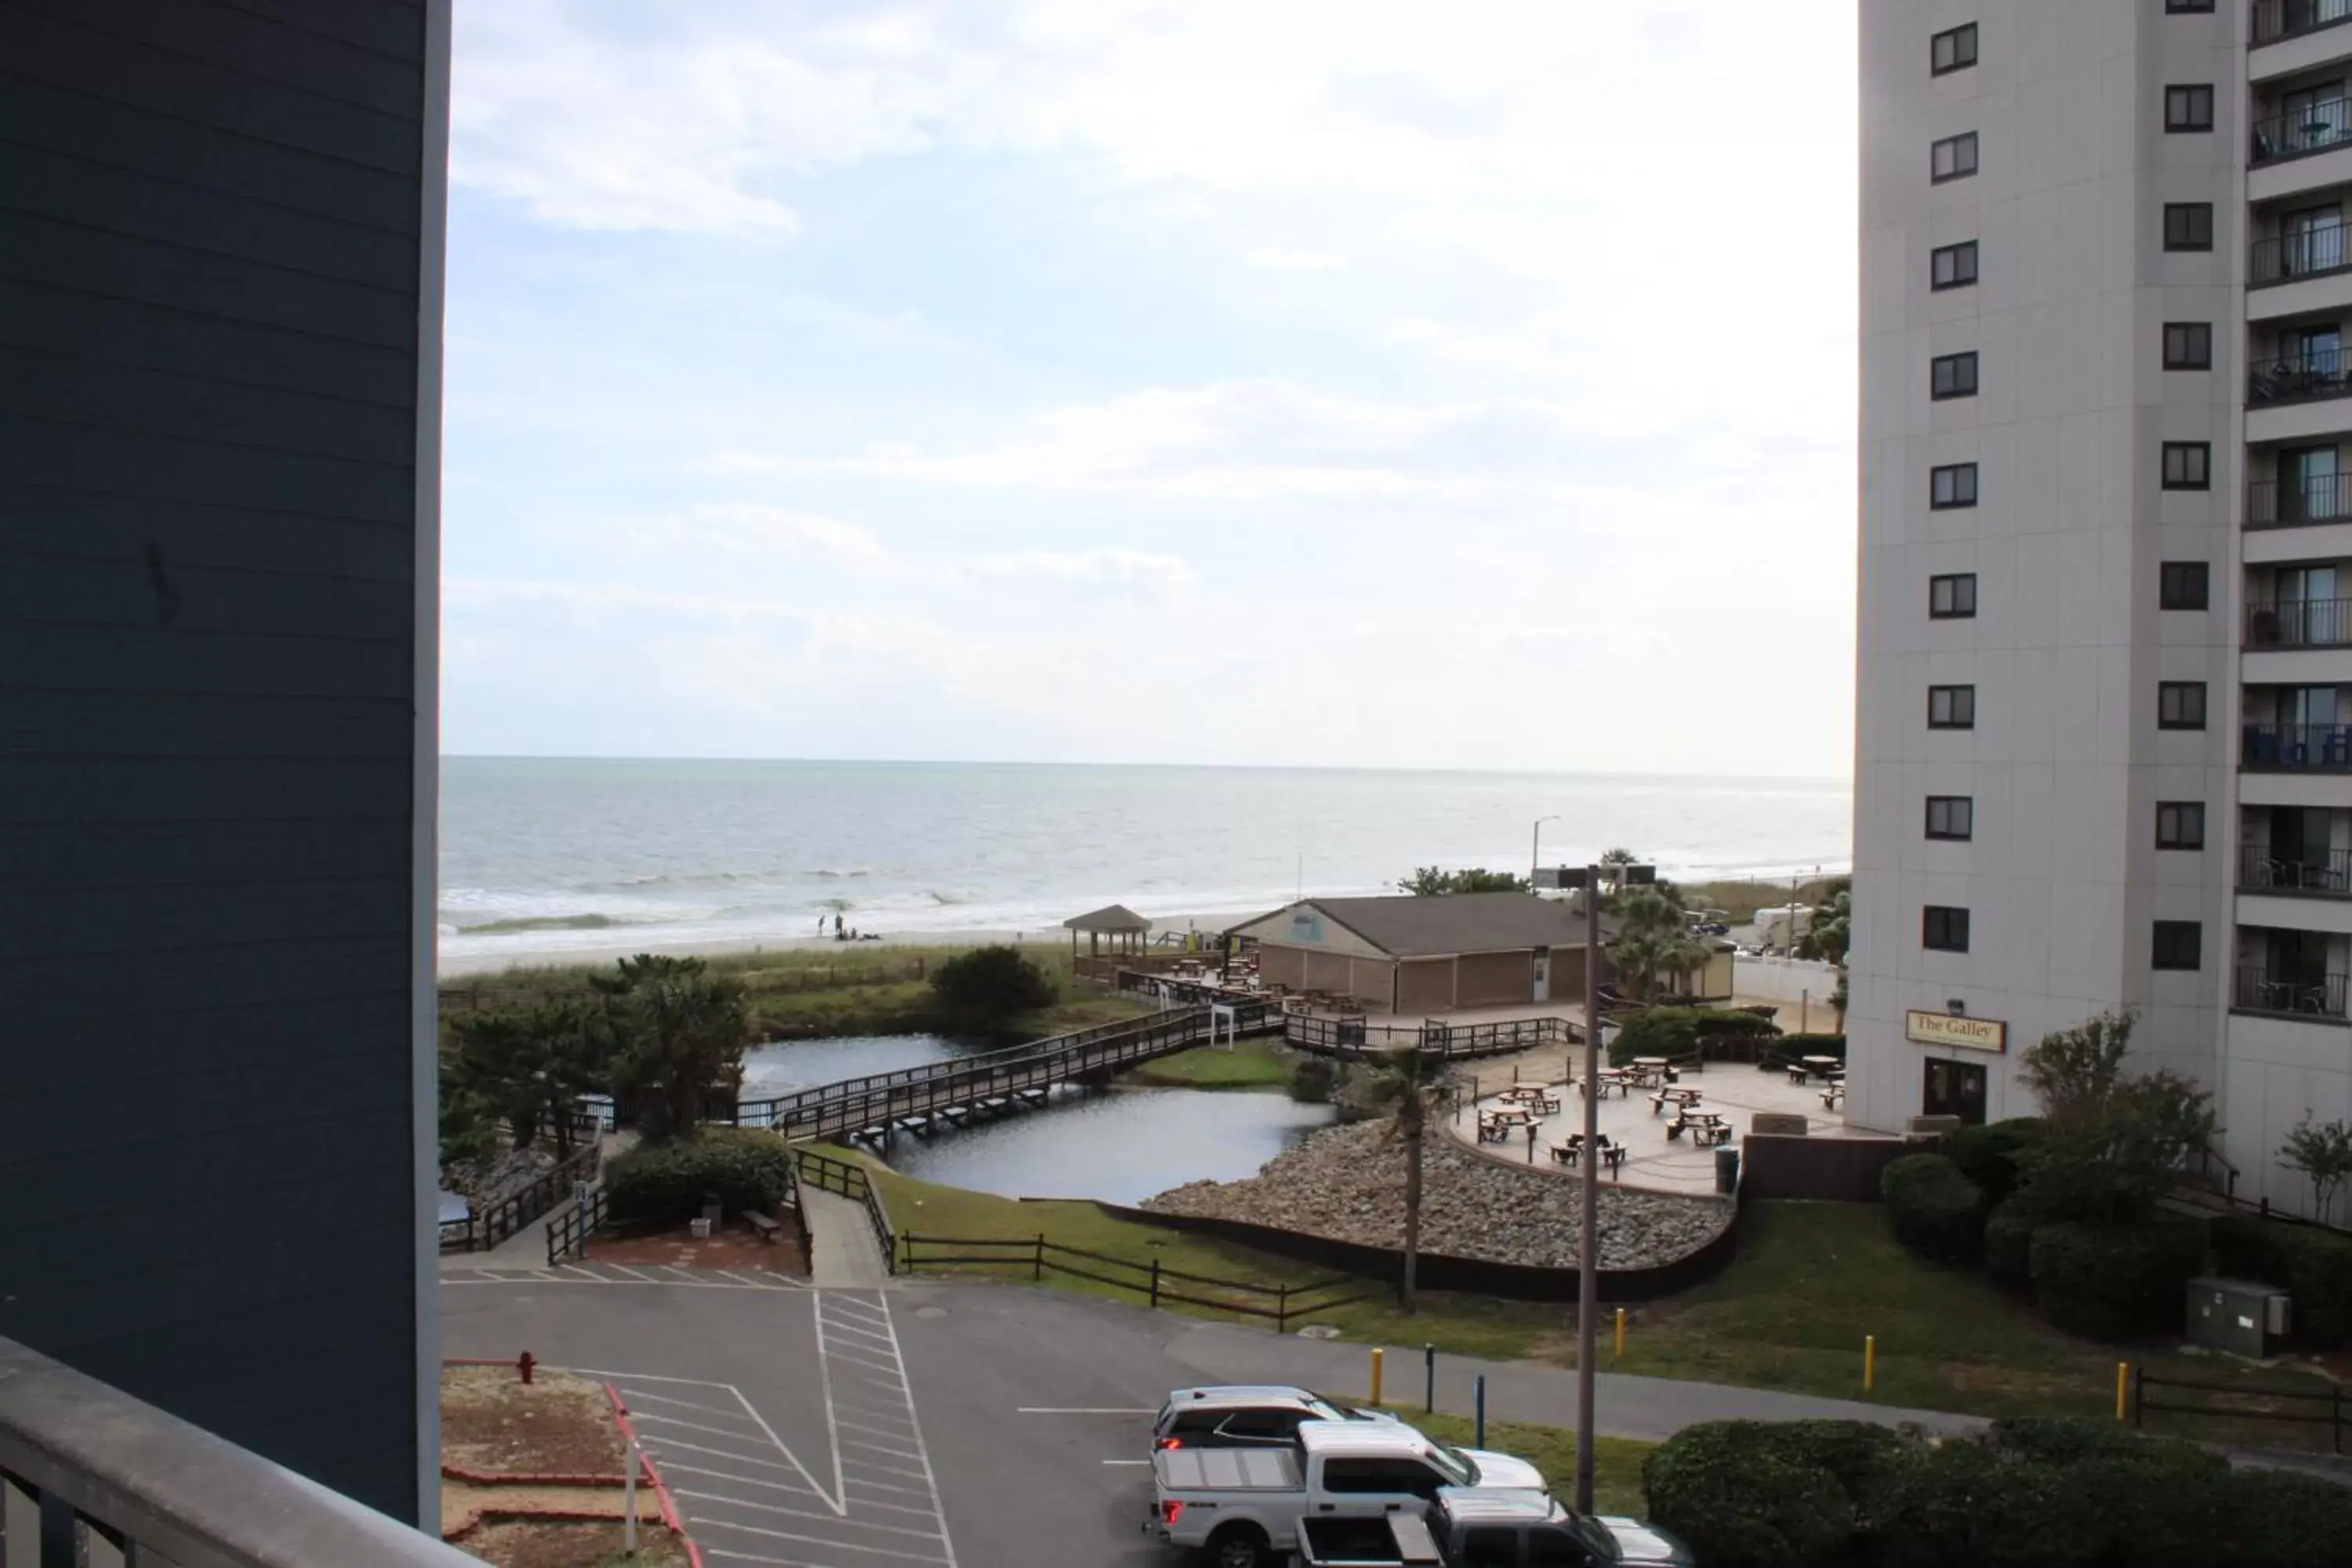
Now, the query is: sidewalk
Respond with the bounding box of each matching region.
[800,1185,890,1288]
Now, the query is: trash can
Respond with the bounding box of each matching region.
[1714,1146,1740,1194]
[689,1218,713,1239]
[702,1192,724,1229]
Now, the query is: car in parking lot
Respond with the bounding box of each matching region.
[1152,1385,1397,1451]
[1297,1488,1694,1566]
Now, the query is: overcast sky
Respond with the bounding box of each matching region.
[441,1,1859,776]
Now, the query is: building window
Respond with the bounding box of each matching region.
[2158,681,2208,729]
[2163,203,2214,252]
[1924,906,1972,953]
[2165,85,2214,132]
[1926,796,1975,840]
[1929,572,1979,616]
[2153,920,2202,971]
[1931,241,1980,291]
[2163,322,2213,370]
[1932,351,1980,399]
[1929,684,1977,728]
[2165,0,2216,11]
[2161,441,2211,490]
[1932,132,1980,182]
[2156,801,2205,850]
[1932,23,1979,75]
[2160,561,2209,609]
[1930,464,1979,509]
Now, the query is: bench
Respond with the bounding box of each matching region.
[743,1210,782,1244]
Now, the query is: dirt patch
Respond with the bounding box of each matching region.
[456,1519,690,1568]
[588,1222,807,1276]
[441,1479,661,1537]
[442,1367,625,1477]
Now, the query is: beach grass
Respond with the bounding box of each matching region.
[861,1157,2225,1422]
[1678,877,1842,923]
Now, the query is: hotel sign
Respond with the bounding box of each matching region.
[1905,1010,2008,1054]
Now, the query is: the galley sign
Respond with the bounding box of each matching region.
[1905,1010,2008,1054]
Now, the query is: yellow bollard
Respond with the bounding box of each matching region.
[1864,1334,1876,1392]
[1614,1308,1626,1359]
[1370,1347,1385,1406]
[2116,1362,2129,1421]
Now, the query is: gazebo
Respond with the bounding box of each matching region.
[1065,903,1152,971]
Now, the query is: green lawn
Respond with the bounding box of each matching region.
[1406,1414,1653,1518]
[863,1157,2268,1423]
[1120,1038,1296,1090]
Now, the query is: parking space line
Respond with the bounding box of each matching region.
[1014,1406,1153,1414]
[689,1517,949,1563]
[820,1318,894,1345]
[833,1417,914,1443]
[604,1264,661,1283]
[630,1435,800,1472]
[841,1443,926,1471]
[629,1410,782,1444]
[615,1389,764,1420]
[673,1490,949,1541]
[844,1475,931,1499]
[702,1552,837,1568]
[656,1463,829,1499]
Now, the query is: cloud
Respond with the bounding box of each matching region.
[966,548,1198,604]
[1246,248,1348,272]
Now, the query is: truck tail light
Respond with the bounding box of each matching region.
[1155,1436,1182,1450]
[1162,1501,1184,1527]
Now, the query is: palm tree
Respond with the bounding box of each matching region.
[1359,1045,1457,1314]
[597,954,750,1140]
[1609,887,1710,1003]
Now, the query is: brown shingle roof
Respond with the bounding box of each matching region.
[1273,892,1608,959]
[1063,903,1153,933]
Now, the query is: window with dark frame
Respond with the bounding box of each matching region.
[1923,906,1971,953]
[2153,920,2202,971]
[1931,23,1979,76]
[2164,203,2214,251]
[2165,85,2214,132]
[2165,0,2216,12]
[1926,796,1974,840]
[1929,684,1976,728]
[2161,441,2212,490]
[2164,322,2213,369]
[2156,801,2205,850]
[1929,572,1978,616]
[2158,681,2209,730]
[1932,352,1980,399]
[1931,240,1980,291]
[2160,561,2209,610]
[1930,464,1979,509]
[1932,132,1980,182]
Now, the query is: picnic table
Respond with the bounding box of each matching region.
[1649,1086,1703,1116]
[1551,1134,1628,1177]
[1477,1104,1534,1143]
[1669,1109,1733,1146]
[1820,1081,1846,1110]
[1586,1069,1630,1099]
[1502,1085,1563,1114]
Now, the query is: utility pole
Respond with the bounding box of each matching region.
[1575,856,1650,1515]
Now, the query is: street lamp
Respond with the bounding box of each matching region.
[1564,856,1653,1515]
[1530,816,1560,889]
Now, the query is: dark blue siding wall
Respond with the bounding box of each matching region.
[0,0,429,1520]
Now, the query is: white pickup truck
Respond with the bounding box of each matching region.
[1151,1419,1546,1568]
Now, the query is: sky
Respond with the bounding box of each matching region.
[441,1,1859,776]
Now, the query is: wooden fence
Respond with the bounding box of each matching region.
[895,1233,1373,1330]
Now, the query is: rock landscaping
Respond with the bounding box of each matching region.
[1144,1120,1733,1269]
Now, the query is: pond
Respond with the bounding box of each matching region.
[739,1034,1335,1205]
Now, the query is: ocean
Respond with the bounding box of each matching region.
[438,757,1852,970]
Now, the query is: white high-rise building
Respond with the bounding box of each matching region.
[1850,0,2352,1215]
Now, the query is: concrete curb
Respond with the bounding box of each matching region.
[607,1382,706,1568]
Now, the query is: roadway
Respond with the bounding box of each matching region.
[441,1265,1976,1567]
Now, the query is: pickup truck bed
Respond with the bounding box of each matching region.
[1297,1514,1443,1566]
[1153,1446,1301,1493]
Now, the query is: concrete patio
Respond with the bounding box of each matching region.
[1448,1056,1860,1196]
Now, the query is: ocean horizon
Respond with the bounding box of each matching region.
[438,757,1853,969]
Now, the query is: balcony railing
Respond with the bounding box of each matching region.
[2242,722,2352,768]
[2249,350,2352,406]
[0,1334,476,1566]
[2253,0,2352,47]
[2248,474,2352,528]
[2240,844,2352,895]
[2252,104,2352,166]
[2234,965,2351,1018]
[2247,596,2352,647]
[2252,227,2351,286]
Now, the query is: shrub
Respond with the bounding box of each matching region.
[1287,1056,1341,1103]
[1940,1117,2042,1209]
[1980,1198,2042,1290]
[1609,1007,1780,1066]
[2217,1468,2352,1568]
[2209,1214,2352,1348]
[1776,1032,1847,1064]
[603,1127,796,1228]
[1639,1421,1857,1568]
[1881,1153,1985,1265]
[929,945,1056,1032]
[2028,1218,2207,1340]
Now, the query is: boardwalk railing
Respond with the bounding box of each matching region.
[732,1005,1272,1142]
[1282,1011,1575,1061]
[544,1185,608,1265]
[792,1146,898,1276]
[456,1142,604,1254]
[2136,1368,2350,1455]
[896,1233,1373,1328]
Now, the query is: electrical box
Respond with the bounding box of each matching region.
[2186,1276,2291,1358]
